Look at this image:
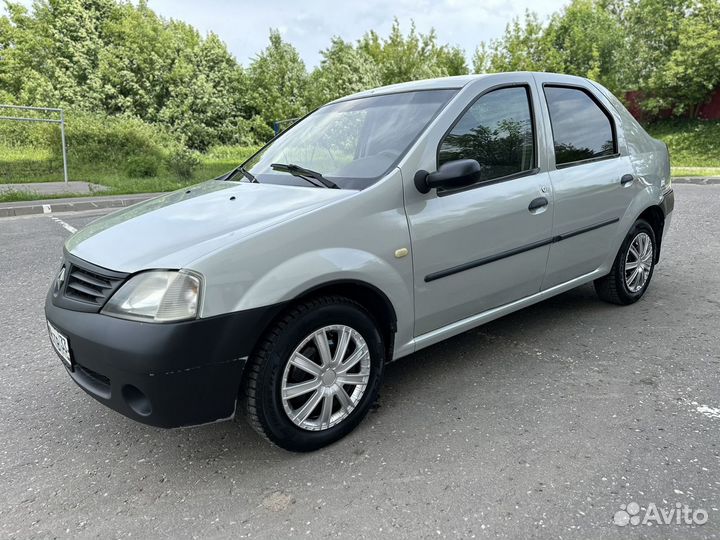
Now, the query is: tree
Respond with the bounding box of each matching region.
[159,32,248,150]
[544,0,626,92]
[359,19,468,86]
[0,5,19,103]
[305,37,381,109]
[472,0,720,116]
[94,0,182,121]
[0,0,113,108]
[619,0,692,91]
[246,30,308,125]
[0,0,255,148]
[473,11,560,74]
[645,0,720,115]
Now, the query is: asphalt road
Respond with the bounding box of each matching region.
[1,184,719,539]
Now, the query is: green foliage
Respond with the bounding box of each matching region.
[475,3,623,92]
[157,32,249,150]
[245,30,308,126]
[166,146,201,180]
[1,0,249,149]
[645,119,720,167]
[474,11,559,73]
[359,19,469,86]
[59,112,169,169]
[124,154,160,178]
[0,110,170,181]
[642,0,720,115]
[474,0,720,116]
[0,118,260,194]
[2,0,719,173]
[306,37,382,109]
[544,0,625,92]
[619,0,691,91]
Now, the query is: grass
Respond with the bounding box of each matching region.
[0,144,260,203]
[671,166,720,177]
[0,190,90,203]
[645,119,720,174]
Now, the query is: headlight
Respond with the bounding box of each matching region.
[101,270,201,322]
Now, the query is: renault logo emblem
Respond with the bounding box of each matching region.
[53,266,66,296]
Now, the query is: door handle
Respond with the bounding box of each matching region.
[621,174,635,185]
[528,197,549,212]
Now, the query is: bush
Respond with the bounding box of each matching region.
[124,155,160,178]
[0,108,263,185]
[204,145,260,162]
[166,147,201,179]
[56,112,170,169]
[0,113,69,181]
[646,119,720,167]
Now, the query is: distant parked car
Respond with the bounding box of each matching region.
[45,72,674,451]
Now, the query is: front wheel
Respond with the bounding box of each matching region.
[241,296,384,452]
[594,219,656,305]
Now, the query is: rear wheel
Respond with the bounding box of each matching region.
[594,219,656,305]
[242,296,384,452]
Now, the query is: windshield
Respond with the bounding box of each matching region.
[242,89,457,190]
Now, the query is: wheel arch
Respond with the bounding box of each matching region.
[636,204,665,263]
[285,279,398,362]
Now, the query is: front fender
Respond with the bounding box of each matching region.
[236,248,408,313]
[213,247,414,358]
[191,169,414,357]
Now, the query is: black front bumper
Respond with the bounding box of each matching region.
[45,291,282,428]
[661,188,674,216]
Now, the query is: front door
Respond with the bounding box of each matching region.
[405,83,554,336]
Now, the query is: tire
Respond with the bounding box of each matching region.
[594,219,656,305]
[241,295,384,452]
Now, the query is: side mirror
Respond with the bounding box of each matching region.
[414,159,482,194]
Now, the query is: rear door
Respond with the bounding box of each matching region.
[533,76,638,289]
[404,79,555,336]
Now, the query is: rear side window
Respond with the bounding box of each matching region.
[544,86,616,166]
[439,86,535,182]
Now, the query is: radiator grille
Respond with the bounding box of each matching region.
[64,263,123,306]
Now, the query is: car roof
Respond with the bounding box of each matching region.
[331,72,593,103]
[331,75,481,103]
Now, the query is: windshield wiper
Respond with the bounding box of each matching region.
[226,165,258,183]
[270,163,339,189]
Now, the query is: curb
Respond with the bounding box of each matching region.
[0,193,160,218]
[672,177,720,184]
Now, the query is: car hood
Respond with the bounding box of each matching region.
[66,180,355,273]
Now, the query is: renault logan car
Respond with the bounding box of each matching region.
[45,72,674,451]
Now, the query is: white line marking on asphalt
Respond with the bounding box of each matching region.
[50,216,77,234]
[696,404,720,420]
[42,204,51,214]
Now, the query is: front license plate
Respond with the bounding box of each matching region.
[47,321,73,370]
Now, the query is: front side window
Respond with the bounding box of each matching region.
[438,86,535,183]
[243,89,457,190]
[544,86,616,166]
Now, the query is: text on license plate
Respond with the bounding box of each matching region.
[47,321,72,369]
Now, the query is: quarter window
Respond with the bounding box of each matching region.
[438,86,535,183]
[544,86,616,166]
